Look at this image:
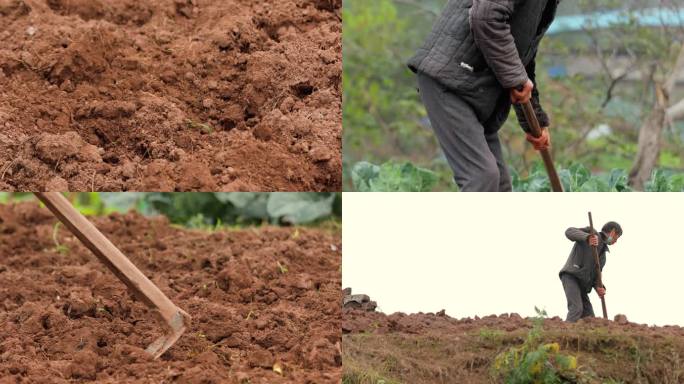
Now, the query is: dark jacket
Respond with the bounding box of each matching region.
[559,227,609,293]
[408,0,558,133]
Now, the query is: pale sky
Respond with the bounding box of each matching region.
[343,192,684,326]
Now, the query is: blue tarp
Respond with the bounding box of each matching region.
[548,7,684,34]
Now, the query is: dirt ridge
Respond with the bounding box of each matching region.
[343,303,684,383]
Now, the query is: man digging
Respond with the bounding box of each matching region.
[408,0,559,191]
[559,222,622,322]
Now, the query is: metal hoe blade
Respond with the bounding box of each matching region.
[34,193,191,358]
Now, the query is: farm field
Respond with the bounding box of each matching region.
[0,201,341,383]
[0,0,341,191]
[343,302,684,383]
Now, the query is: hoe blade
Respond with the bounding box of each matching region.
[34,192,191,359]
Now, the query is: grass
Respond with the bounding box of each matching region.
[478,328,506,343]
[52,222,70,255]
[343,321,684,384]
[185,119,214,134]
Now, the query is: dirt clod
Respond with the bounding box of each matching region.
[45,176,69,191]
[34,132,84,165]
[0,202,341,383]
[0,0,341,191]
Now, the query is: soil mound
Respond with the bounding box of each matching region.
[344,306,684,383]
[0,202,342,383]
[0,0,342,191]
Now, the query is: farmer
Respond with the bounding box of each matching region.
[559,222,622,322]
[408,0,559,191]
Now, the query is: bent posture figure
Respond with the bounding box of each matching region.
[408,0,559,191]
[559,221,622,322]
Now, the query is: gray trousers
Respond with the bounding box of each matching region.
[561,273,594,322]
[417,73,512,192]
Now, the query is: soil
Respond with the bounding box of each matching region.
[0,202,342,383]
[0,0,342,191]
[343,307,684,383]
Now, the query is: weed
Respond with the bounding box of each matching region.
[277,261,288,274]
[185,119,214,134]
[491,307,596,384]
[342,370,402,384]
[478,328,505,343]
[51,222,69,255]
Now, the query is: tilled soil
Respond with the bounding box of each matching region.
[343,308,684,383]
[0,202,342,383]
[0,0,342,191]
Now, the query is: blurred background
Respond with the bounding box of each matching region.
[343,0,684,191]
[0,193,342,228]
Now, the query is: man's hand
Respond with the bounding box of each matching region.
[510,79,534,104]
[597,287,606,297]
[526,128,550,151]
[587,234,599,247]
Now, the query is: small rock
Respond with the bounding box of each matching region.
[45,177,69,192]
[614,314,629,325]
[26,26,36,36]
[202,98,214,109]
[207,80,218,90]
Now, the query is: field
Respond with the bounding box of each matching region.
[0,0,341,191]
[343,307,684,383]
[0,202,341,383]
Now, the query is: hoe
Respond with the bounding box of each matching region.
[588,211,608,319]
[520,99,563,192]
[34,192,190,358]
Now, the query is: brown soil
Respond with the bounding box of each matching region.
[0,0,342,191]
[0,202,342,383]
[343,308,684,383]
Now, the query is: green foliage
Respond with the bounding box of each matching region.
[512,163,633,192]
[343,0,442,174]
[342,0,684,191]
[0,193,341,228]
[124,193,341,227]
[491,307,594,384]
[342,372,402,384]
[352,161,438,192]
[512,163,684,192]
[644,169,684,192]
[349,160,684,191]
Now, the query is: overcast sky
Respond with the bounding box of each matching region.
[343,193,683,326]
